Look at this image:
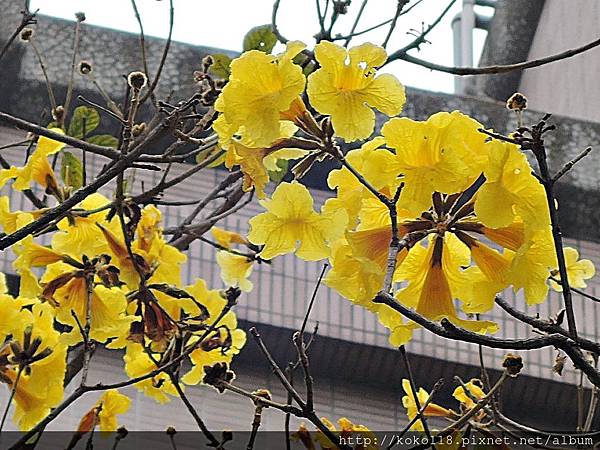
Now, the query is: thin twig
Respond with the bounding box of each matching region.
[553,146,595,182]
[395,0,457,53]
[435,371,509,439]
[29,39,58,113]
[271,0,288,43]
[387,379,445,450]
[63,15,84,127]
[300,264,328,336]
[382,0,409,49]
[139,0,174,106]
[0,366,23,432]
[386,35,600,74]
[343,0,369,47]
[399,346,436,448]
[0,6,37,62]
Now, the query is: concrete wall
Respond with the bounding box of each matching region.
[519,1,600,122]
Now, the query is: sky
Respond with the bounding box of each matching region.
[29,0,493,94]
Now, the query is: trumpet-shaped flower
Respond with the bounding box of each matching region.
[211,226,249,249]
[0,129,65,192]
[181,279,246,385]
[248,182,347,261]
[507,228,556,305]
[395,234,497,334]
[324,239,384,308]
[215,116,306,198]
[215,41,306,147]
[402,379,452,431]
[1,302,67,430]
[549,247,595,291]
[382,111,488,214]
[307,41,406,141]
[40,262,133,346]
[52,193,117,258]
[97,389,131,431]
[452,379,485,410]
[215,251,254,292]
[123,343,178,403]
[327,137,399,225]
[475,140,550,231]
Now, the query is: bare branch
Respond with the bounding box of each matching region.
[386,35,600,75]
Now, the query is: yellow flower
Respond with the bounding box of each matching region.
[215,251,254,292]
[1,302,67,430]
[216,41,306,147]
[452,380,485,410]
[181,279,246,385]
[549,247,595,291]
[402,379,452,431]
[248,182,347,261]
[315,417,379,450]
[507,228,556,305]
[211,226,249,249]
[307,41,405,141]
[40,262,133,346]
[395,234,498,334]
[123,343,178,403]
[99,206,186,290]
[382,111,488,214]
[0,196,44,235]
[52,193,116,258]
[324,239,383,308]
[215,116,306,198]
[327,137,399,225]
[377,305,416,347]
[475,140,549,231]
[0,129,65,192]
[97,389,131,431]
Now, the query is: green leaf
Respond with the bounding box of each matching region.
[68,106,100,139]
[60,151,84,190]
[268,159,289,183]
[209,53,233,79]
[243,24,277,53]
[86,134,119,148]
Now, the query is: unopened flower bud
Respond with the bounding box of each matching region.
[506,92,528,111]
[79,60,93,75]
[116,426,128,439]
[252,389,272,407]
[127,71,147,90]
[502,353,523,377]
[132,122,146,137]
[20,28,34,41]
[75,12,86,22]
[166,426,177,436]
[202,55,214,72]
[52,105,65,122]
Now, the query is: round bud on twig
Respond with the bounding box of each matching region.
[506,92,528,112]
[502,353,523,377]
[52,105,65,122]
[127,71,148,90]
[132,123,146,137]
[165,426,176,436]
[79,60,93,75]
[201,55,214,72]
[75,12,86,22]
[20,28,34,41]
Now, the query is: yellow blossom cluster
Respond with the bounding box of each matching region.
[0,136,246,430]
[211,39,595,348]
